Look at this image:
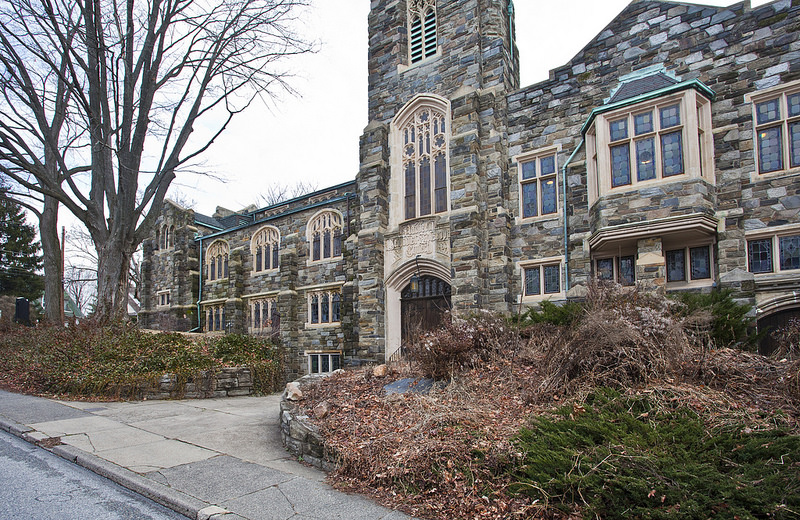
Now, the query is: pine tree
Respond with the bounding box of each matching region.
[0,189,44,300]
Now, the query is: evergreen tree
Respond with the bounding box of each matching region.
[0,189,44,300]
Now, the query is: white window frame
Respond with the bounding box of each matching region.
[157,290,171,308]
[745,224,800,276]
[519,257,565,302]
[251,226,280,274]
[747,80,800,179]
[248,296,277,334]
[203,302,226,332]
[306,210,343,264]
[206,240,229,282]
[306,289,342,327]
[306,350,343,375]
[516,146,561,222]
[586,89,713,204]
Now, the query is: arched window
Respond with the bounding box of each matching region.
[393,96,450,224]
[168,225,175,248]
[154,228,160,251]
[249,297,277,333]
[307,210,343,262]
[408,0,437,64]
[251,226,280,272]
[206,240,229,281]
[161,225,169,250]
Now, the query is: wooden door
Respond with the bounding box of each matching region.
[401,276,451,344]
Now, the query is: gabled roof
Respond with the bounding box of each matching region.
[608,72,679,104]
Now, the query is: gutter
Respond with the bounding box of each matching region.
[562,139,584,294]
[189,234,204,332]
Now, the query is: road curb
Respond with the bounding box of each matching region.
[0,415,230,520]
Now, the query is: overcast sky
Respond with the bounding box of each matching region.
[171,0,768,216]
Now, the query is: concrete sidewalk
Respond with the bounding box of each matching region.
[0,389,411,520]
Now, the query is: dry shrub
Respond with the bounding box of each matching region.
[405,312,516,380]
[771,317,800,360]
[537,283,691,399]
[694,347,800,414]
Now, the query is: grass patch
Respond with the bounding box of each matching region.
[512,389,800,519]
[0,321,284,399]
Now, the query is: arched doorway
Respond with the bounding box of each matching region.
[401,275,452,344]
[757,307,800,355]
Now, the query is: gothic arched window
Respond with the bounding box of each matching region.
[307,210,343,262]
[251,226,280,272]
[408,0,437,64]
[396,98,449,222]
[206,240,229,281]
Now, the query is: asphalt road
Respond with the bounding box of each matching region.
[0,429,188,520]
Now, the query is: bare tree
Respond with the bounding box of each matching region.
[255,180,318,207]
[64,264,95,316]
[0,0,312,321]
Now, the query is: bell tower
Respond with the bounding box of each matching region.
[355,0,520,361]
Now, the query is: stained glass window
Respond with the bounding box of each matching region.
[541,178,557,214]
[634,111,653,135]
[401,104,448,220]
[611,143,631,186]
[597,258,614,281]
[525,267,540,296]
[321,293,330,323]
[544,265,560,294]
[753,89,800,174]
[635,138,656,181]
[519,153,558,218]
[779,235,800,270]
[310,295,319,324]
[610,118,628,141]
[309,211,343,261]
[661,131,684,176]
[690,246,711,280]
[666,249,685,282]
[758,127,783,173]
[332,293,341,322]
[748,239,772,273]
[420,157,432,215]
[660,104,681,128]
[756,99,780,124]
[619,256,635,286]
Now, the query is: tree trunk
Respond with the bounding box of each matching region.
[94,239,132,322]
[39,195,62,323]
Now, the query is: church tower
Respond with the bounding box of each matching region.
[355,0,520,361]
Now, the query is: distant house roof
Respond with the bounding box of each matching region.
[194,212,224,230]
[608,72,678,104]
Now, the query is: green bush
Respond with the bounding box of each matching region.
[516,300,584,327]
[670,290,756,349]
[511,389,800,519]
[0,322,284,398]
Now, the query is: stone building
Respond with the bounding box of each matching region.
[140,0,800,375]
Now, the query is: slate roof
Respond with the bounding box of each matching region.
[194,212,224,230]
[609,72,678,103]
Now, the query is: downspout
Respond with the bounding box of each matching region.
[507,0,514,61]
[562,139,584,294]
[190,234,203,332]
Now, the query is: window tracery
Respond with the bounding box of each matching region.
[251,226,280,272]
[206,240,229,281]
[308,211,343,262]
[401,106,448,220]
[408,0,437,64]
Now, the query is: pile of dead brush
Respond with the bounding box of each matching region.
[295,284,800,519]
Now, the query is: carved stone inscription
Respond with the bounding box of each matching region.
[386,220,450,264]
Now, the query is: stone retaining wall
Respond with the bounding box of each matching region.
[279,376,336,472]
[134,367,254,400]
